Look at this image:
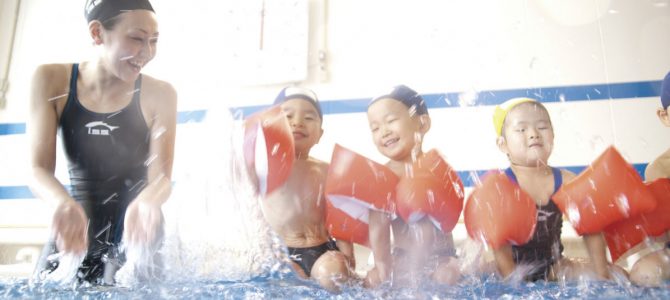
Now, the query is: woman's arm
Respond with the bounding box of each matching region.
[123,79,177,245]
[28,64,88,254]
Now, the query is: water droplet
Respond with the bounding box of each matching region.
[615,194,630,218]
[566,202,581,226]
[458,90,478,107]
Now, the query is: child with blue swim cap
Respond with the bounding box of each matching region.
[365,85,462,287]
[260,87,353,292]
[629,71,670,287]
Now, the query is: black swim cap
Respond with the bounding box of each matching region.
[662,71,670,110]
[273,87,323,120]
[85,0,155,23]
[370,85,429,116]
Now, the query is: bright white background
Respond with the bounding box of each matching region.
[0,0,669,263]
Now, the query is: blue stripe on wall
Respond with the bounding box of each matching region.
[0,123,26,135]
[1,80,661,136]
[229,80,662,117]
[0,186,35,200]
[1,163,648,200]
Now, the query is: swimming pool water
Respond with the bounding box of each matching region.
[2,273,668,299]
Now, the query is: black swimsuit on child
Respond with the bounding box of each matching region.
[506,167,564,282]
[287,240,339,277]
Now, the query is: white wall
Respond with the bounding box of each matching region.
[1,0,670,231]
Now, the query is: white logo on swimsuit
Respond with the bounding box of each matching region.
[537,209,554,222]
[85,121,119,136]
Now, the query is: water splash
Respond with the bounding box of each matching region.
[158,106,283,283]
[37,252,85,287]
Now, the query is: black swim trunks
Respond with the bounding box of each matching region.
[287,240,339,277]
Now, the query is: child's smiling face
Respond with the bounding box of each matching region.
[498,102,555,167]
[280,98,323,156]
[367,98,425,162]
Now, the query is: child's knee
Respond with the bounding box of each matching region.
[432,257,460,285]
[311,251,350,292]
[311,251,349,279]
[629,252,669,287]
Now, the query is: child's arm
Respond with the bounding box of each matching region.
[366,209,393,286]
[583,232,610,279]
[493,245,516,278]
[336,240,356,270]
[644,159,668,182]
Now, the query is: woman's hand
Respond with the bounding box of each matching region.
[51,199,88,254]
[122,199,163,248]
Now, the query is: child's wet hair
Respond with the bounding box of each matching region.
[662,71,670,110]
[273,87,323,121]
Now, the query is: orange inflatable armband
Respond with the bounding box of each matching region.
[553,146,657,235]
[325,144,399,245]
[325,200,370,246]
[395,150,464,233]
[464,171,537,249]
[243,105,294,196]
[604,178,670,262]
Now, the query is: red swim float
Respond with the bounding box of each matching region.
[604,178,670,262]
[243,105,295,196]
[464,171,537,250]
[553,146,657,235]
[325,144,398,246]
[395,150,464,232]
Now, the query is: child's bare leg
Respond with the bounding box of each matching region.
[431,256,460,285]
[629,249,670,287]
[551,257,596,280]
[311,250,350,292]
[552,257,626,281]
[290,261,308,279]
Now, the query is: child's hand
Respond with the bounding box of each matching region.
[364,267,383,288]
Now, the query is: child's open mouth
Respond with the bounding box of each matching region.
[384,138,399,147]
[292,132,307,139]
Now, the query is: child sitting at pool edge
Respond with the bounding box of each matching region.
[259,87,353,292]
[491,97,618,281]
[629,70,670,286]
[365,85,461,287]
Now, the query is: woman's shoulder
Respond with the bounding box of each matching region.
[31,63,75,103]
[139,74,177,99]
[138,73,177,113]
[32,63,73,85]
